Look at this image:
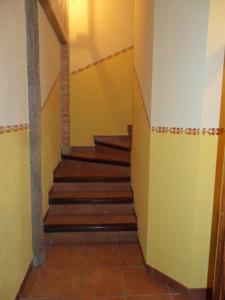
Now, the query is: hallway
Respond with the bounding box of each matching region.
[1,0,225,299]
[20,241,201,300]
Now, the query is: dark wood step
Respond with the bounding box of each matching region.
[62,148,130,167]
[94,135,132,152]
[51,182,132,192]
[49,190,133,205]
[45,231,137,244]
[48,203,134,216]
[54,160,130,183]
[44,214,137,233]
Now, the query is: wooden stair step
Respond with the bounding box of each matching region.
[54,160,130,183]
[62,148,130,166]
[49,190,133,205]
[94,135,132,152]
[48,203,134,216]
[44,214,137,233]
[51,182,132,192]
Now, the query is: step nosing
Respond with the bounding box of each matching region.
[53,178,131,183]
[61,156,130,167]
[44,223,137,232]
[49,199,133,205]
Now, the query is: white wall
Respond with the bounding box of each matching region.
[134,0,154,118]
[202,0,225,128]
[0,0,28,125]
[38,3,61,106]
[151,0,225,129]
[151,0,210,128]
[69,0,134,72]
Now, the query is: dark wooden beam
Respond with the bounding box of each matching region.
[39,0,68,44]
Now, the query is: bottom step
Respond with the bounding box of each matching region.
[44,214,137,244]
[45,231,137,245]
[44,214,137,233]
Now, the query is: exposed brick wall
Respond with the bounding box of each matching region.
[61,44,70,152]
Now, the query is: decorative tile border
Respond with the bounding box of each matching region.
[0,124,29,135]
[152,126,225,136]
[71,45,134,75]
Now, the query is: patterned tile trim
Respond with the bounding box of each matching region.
[71,45,134,75]
[0,124,29,135]
[152,126,225,136]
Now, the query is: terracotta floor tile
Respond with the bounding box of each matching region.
[172,295,205,300]
[80,297,125,300]
[122,267,170,296]
[83,243,120,266]
[44,245,82,269]
[83,232,117,243]
[20,298,61,300]
[30,266,80,298]
[80,266,124,297]
[126,296,173,300]
[20,267,41,298]
[117,231,137,242]
[19,297,60,300]
[119,242,144,266]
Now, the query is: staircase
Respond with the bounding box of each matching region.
[44,126,137,244]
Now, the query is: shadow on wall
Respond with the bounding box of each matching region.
[70,0,129,123]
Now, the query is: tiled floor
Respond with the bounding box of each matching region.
[20,242,205,300]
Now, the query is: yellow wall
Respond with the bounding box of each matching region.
[131,72,151,257]
[69,0,134,72]
[132,70,219,288]
[70,49,133,146]
[39,2,62,216]
[38,2,61,107]
[0,130,32,300]
[134,0,154,116]
[132,0,225,289]
[148,133,217,288]
[41,77,62,216]
[0,1,32,298]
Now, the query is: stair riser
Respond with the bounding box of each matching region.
[61,155,130,167]
[45,231,137,245]
[53,177,130,183]
[51,182,132,192]
[49,204,134,216]
[96,144,131,156]
[59,159,130,170]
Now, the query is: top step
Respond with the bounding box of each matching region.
[94,135,132,152]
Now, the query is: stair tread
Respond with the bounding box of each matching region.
[94,135,132,151]
[45,213,137,226]
[49,190,133,200]
[62,149,130,165]
[54,160,130,182]
[51,182,132,192]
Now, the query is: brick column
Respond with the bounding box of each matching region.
[61,43,70,153]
